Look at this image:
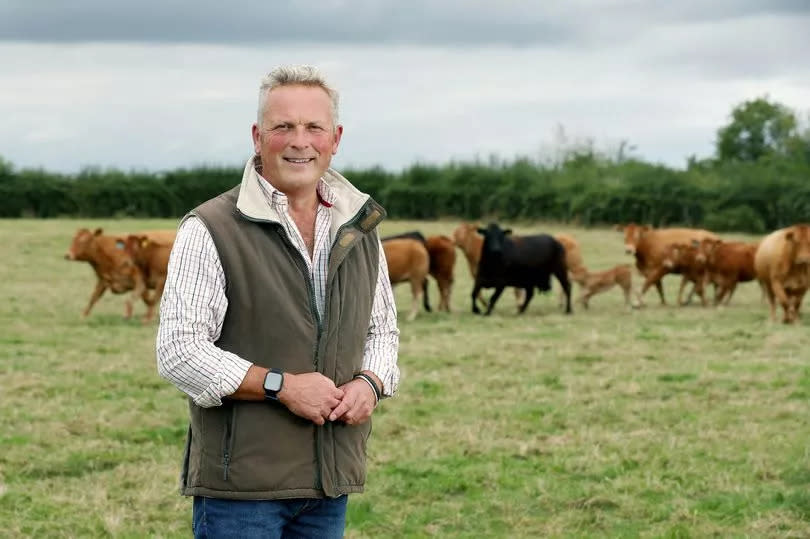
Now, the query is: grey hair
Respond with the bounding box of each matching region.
[257,65,340,128]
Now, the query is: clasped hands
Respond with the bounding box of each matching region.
[279,371,378,426]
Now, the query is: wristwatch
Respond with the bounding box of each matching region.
[263,369,284,401]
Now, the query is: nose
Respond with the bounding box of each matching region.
[64,252,73,260]
[289,125,310,149]
[624,245,635,255]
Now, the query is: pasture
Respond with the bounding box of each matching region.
[2,218,810,538]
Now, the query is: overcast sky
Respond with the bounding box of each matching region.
[2,1,809,174]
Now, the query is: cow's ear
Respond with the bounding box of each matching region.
[94,228,103,236]
[504,229,513,235]
[476,228,486,235]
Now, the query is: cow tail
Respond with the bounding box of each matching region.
[422,277,432,312]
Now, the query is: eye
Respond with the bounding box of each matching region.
[272,123,292,131]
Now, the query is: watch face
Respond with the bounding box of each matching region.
[264,371,283,392]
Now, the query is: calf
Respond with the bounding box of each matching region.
[659,242,709,306]
[382,238,430,321]
[699,238,759,306]
[754,224,810,323]
[472,223,571,316]
[571,264,639,309]
[122,235,173,322]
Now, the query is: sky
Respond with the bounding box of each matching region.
[1,1,809,174]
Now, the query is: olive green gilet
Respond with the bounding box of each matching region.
[179,184,385,500]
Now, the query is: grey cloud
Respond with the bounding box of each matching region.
[0,0,573,46]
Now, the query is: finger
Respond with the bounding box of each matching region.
[329,400,350,422]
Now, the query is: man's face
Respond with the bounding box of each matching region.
[252,84,343,195]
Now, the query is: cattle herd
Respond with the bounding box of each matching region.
[385,222,810,325]
[65,221,810,325]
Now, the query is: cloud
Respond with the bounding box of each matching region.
[4,1,807,47]
[1,4,807,173]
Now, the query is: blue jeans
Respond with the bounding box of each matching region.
[192,495,348,539]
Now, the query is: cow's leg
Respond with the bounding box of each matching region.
[552,265,572,314]
[485,287,506,316]
[722,281,739,306]
[518,287,534,314]
[142,277,167,323]
[693,277,707,307]
[677,276,690,306]
[82,280,108,318]
[407,278,423,321]
[471,283,483,314]
[759,281,776,321]
[771,280,792,323]
[439,278,453,312]
[640,269,667,305]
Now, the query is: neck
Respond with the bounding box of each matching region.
[285,189,319,215]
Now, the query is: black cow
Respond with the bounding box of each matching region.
[382,230,431,312]
[472,223,572,315]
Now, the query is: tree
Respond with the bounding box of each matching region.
[716,97,799,162]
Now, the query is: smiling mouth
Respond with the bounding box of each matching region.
[284,157,315,164]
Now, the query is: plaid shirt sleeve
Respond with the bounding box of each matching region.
[362,239,401,397]
[155,217,252,408]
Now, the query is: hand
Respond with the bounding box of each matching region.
[278,372,344,426]
[328,378,377,425]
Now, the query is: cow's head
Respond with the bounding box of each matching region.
[622,223,651,255]
[122,235,150,259]
[65,228,103,261]
[452,222,478,248]
[698,238,721,263]
[786,225,810,265]
[478,223,512,255]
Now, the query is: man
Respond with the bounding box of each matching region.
[156,65,400,538]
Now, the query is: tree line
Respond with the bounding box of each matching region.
[1,97,808,233]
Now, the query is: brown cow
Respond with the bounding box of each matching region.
[425,235,456,312]
[754,224,810,323]
[620,223,718,305]
[453,222,584,308]
[65,228,149,319]
[659,242,709,306]
[383,238,430,321]
[122,235,174,322]
[699,238,759,306]
[571,264,640,309]
[65,228,176,319]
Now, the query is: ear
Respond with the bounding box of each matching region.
[94,228,103,236]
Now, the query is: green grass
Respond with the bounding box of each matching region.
[1,218,809,538]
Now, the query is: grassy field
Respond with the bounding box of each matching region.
[1,218,809,538]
